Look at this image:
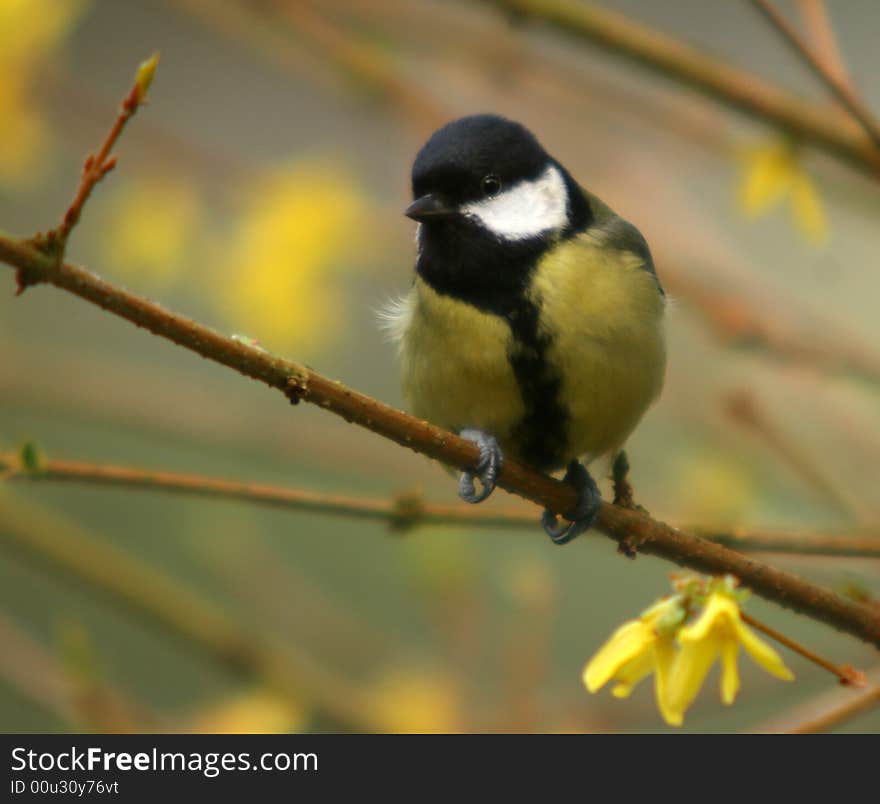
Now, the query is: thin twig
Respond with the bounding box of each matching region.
[797,0,853,91]
[741,611,865,686]
[753,665,880,733]
[53,55,160,253]
[4,452,880,558]
[2,64,880,649]
[482,0,880,176]
[693,527,880,560]
[750,0,880,149]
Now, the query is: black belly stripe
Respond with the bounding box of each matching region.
[505,299,569,472]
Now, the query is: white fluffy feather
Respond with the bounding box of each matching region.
[376,292,414,350]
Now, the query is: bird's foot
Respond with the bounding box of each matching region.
[457,429,503,504]
[541,460,601,545]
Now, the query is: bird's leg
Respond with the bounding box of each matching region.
[457,428,503,504]
[541,460,601,545]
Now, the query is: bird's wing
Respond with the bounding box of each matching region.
[583,191,664,297]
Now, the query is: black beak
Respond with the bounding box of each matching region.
[404,194,455,222]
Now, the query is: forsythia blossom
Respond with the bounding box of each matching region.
[666,587,794,717]
[738,137,828,244]
[583,576,794,726]
[582,595,686,727]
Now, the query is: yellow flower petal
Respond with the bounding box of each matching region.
[790,172,828,244]
[739,142,794,218]
[218,161,368,354]
[720,639,740,705]
[678,592,737,643]
[610,649,654,698]
[583,620,652,693]
[667,631,721,715]
[733,618,795,682]
[653,636,683,727]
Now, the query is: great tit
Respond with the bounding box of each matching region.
[386,115,666,544]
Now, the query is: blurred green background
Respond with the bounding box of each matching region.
[1,0,879,733]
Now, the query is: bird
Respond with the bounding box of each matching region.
[384,114,666,544]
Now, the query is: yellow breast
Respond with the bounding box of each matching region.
[396,278,525,443]
[528,231,666,462]
[393,231,665,469]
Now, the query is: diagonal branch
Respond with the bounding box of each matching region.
[753,665,880,733]
[2,242,880,649]
[482,0,880,177]
[4,452,880,559]
[749,0,880,149]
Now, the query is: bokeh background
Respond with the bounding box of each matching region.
[2,0,880,733]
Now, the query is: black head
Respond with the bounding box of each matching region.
[406,115,591,313]
[409,115,550,214]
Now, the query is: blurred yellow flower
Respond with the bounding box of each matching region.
[219,161,369,355]
[738,138,828,244]
[0,77,49,186]
[102,178,203,285]
[371,667,461,733]
[0,0,90,187]
[583,595,686,727]
[187,689,306,734]
[0,0,89,62]
[666,589,794,719]
[674,450,755,524]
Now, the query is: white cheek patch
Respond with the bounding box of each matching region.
[461,164,569,241]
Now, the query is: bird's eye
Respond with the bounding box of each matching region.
[481,174,502,197]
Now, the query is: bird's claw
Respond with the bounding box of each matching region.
[458,429,503,504]
[541,460,601,545]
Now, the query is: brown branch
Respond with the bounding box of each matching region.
[2,244,880,649]
[5,452,880,559]
[741,611,865,686]
[3,63,880,651]
[482,0,880,177]
[797,0,853,91]
[750,0,880,149]
[753,665,880,733]
[692,527,880,560]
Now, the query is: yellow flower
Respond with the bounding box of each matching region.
[0,0,90,187]
[218,161,369,355]
[666,590,794,720]
[101,178,203,285]
[371,667,461,733]
[738,138,828,244]
[583,596,686,727]
[187,689,307,734]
